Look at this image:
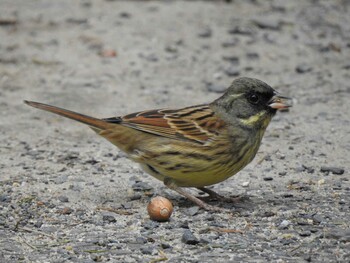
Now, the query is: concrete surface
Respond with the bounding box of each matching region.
[0,0,349,262]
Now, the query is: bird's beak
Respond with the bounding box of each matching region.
[268,93,293,110]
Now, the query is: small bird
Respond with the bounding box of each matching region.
[25,77,292,211]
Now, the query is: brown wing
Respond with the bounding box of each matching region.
[103,105,227,145]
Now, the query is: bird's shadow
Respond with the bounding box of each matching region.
[172,192,255,213]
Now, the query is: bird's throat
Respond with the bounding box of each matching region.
[238,111,272,129]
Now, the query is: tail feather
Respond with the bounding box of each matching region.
[24,100,112,130]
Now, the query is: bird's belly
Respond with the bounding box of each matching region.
[170,156,252,187]
[139,149,257,188]
[131,135,261,188]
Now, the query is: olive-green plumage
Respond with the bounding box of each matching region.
[25,77,292,211]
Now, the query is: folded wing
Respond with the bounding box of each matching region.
[103,105,227,145]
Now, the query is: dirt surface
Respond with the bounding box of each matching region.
[1,0,349,262]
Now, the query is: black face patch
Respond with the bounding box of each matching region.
[245,90,274,109]
[212,77,277,121]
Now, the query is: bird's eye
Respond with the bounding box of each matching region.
[248,93,259,104]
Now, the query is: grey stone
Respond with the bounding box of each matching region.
[228,25,255,35]
[325,229,350,242]
[296,64,312,73]
[198,27,212,38]
[185,206,200,216]
[221,38,239,47]
[224,66,240,77]
[252,18,281,30]
[299,230,312,237]
[58,195,69,202]
[181,229,199,245]
[279,220,291,229]
[102,215,116,223]
[320,167,345,175]
[206,83,227,93]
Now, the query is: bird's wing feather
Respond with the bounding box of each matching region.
[103,105,227,144]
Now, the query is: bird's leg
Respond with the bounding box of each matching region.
[197,187,241,203]
[197,187,225,200]
[163,178,226,212]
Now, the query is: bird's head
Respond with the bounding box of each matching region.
[212,77,292,129]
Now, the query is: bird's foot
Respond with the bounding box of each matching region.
[197,187,242,203]
[164,178,230,212]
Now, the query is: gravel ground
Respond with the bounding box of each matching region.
[0,0,349,262]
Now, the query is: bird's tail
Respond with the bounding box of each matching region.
[24,100,112,130]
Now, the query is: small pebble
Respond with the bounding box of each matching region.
[263,177,273,181]
[241,181,250,187]
[263,211,276,217]
[142,220,159,230]
[222,55,239,64]
[199,238,210,244]
[224,66,240,76]
[144,54,158,62]
[213,72,223,80]
[282,193,294,198]
[206,83,227,93]
[119,12,131,18]
[0,195,11,202]
[121,203,132,209]
[280,238,295,246]
[132,181,153,191]
[182,229,199,245]
[338,199,346,205]
[279,220,291,229]
[140,246,154,255]
[228,26,254,35]
[85,158,99,165]
[297,219,310,226]
[302,165,315,174]
[342,63,350,70]
[252,18,281,30]
[129,194,142,201]
[325,229,350,242]
[165,45,178,53]
[296,64,312,73]
[55,175,68,184]
[58,195,69,203]
[299,231,311,237]
[161,243,172,249]
[66,18,87,24]
[246,52,259,60]
[294,166,306,173]
[312,214,325,224]
[221,38,239,47]
[320,167,344,175]
[102,215,116,223]
[179,221,190,229]
[0,18,17,26]
[34,220,43,228]
[310,228,319,233]
[304,255,312,262]
[318,179,325,186]
[59,207,73,215]
[198,27,212,38]
[99,49,117,58]
[134,236,147,244]
[185,206,200,216]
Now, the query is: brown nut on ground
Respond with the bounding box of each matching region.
[147,196,173,222]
